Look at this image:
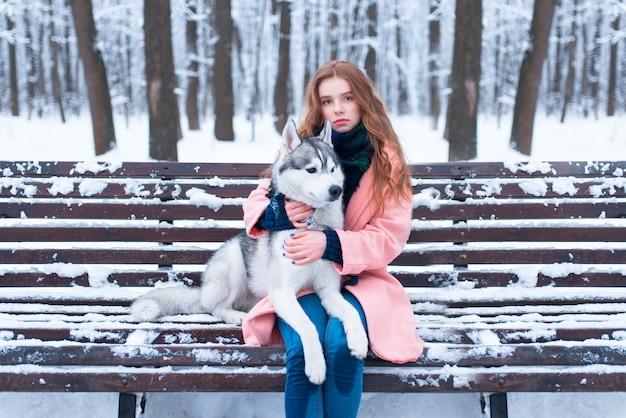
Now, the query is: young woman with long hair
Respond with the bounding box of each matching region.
[242,60,423,418]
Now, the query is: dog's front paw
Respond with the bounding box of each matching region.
[305,354,326,385]
[346,325,369,359]
[348,335,368,359]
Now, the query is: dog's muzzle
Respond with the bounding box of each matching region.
[329,185,342,201]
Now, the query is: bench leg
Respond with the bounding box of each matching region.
[118,393,137,418]
[489,393,508,418]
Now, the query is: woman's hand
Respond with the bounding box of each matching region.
[283,230,326,265]
[284,197,314,228]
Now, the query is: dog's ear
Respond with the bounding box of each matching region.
[278,119,302,159]
[319,120,332,146]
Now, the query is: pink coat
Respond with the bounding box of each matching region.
[241,151,424,364]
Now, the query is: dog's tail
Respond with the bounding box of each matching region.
[130,287,204,321]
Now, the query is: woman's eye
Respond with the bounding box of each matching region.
[306,167,317,174]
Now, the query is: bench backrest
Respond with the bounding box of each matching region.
[2,160,625,294]
[405,161,626,286]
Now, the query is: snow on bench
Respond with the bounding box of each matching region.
[2,160,626,418]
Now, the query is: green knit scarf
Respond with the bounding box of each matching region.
[331,123,373,208]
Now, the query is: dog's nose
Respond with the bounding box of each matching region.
[329,185,342,200]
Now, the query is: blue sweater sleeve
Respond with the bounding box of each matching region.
[258,192,294,231]
[258,192,342,264]
[322,229,343,265]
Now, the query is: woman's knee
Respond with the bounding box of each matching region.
[324,293,368,363]
[324,317,352,359]
[277,294,329,361]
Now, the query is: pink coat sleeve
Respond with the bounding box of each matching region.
[243,179,272,238]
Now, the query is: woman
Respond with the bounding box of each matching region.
[242,60,423,417]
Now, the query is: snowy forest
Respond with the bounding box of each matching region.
[0,0,624,161]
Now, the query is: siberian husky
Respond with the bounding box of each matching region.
[131,119,368,384]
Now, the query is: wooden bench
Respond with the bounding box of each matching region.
[1,160,626,418]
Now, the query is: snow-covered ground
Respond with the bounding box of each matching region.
[1,111,625,417]
[1,111,625,164]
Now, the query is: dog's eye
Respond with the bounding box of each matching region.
[306,167,317,174]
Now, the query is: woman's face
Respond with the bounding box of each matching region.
[318,76,361,133]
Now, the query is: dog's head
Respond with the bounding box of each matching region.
[273,120,344,208]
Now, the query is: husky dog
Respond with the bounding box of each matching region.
[131,119,368,384]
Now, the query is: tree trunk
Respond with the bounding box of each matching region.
[124,6,134,127]
[559,0,577,123]
[590,6,602,120]
[396,4,409,114]
[329,0,339,60]
[509,0,556,156]
[24,9,37,119]
[7,16,19,117]
[364,1,377,83]
[63,16,76,115]
[36,20,45,118]
[70,0,116,155]
[580,9,589,119]
[49,0,67,123]
[428,0,441,130]
[273,0,291,133]
[607,15,619,117]
[493,4,509,128]
[446,0,482,162]
[144,0,181,160]
[212,0,235,141]
[186,2,200,131]
[548,3,563,115]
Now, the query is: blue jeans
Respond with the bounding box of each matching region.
[277,291,368,418]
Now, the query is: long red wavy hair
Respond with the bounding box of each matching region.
[298,61,412,215]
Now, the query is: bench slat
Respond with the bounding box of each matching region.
[3,317,622,344]
[0,248,212,264]
[1,343,625,368]
[414,181,626,199]
[8,224,624,243]
[410,225,626,242]
[9,179,624,200]
[0,182,257,199]
[413,201,626,221]
[1,366,625,392]
[2,226,240,243]
[10,199,622,221]
[1,202,244,220]
[4,160,625,178]
[0,271,204,287]
[1,326,243,344]
[363,367,626,392]
[396,271,626,288]
[0,161,269,178]
[395,247,626,265]
[2,270,625,288]
[0,344,287,367]
[6,246,624,265]
[409,161,626,178]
